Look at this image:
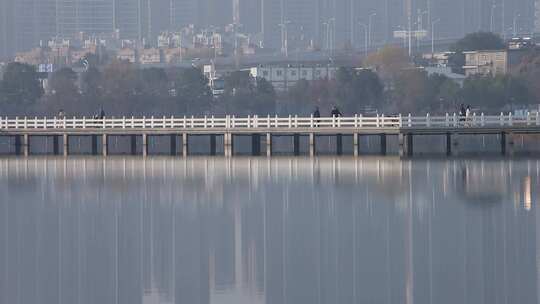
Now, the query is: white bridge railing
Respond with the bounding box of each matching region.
[0,113,538,130]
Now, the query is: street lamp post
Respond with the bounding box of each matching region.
[431,18,440,55]
[417,10,428,51]
[279,20,292,57]
[513,13,520,37]
[323,18,335,54]
[490,4,500,33]
[368,13,376,48]
[358,22,368,55]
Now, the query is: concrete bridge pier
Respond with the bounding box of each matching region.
[293,134,300,156]
[91,135,99,155]
[336,134,343,155]
[129,135,137,155]
[380,134,387,155]
[266,133,272,157]
[142,134,148,157]
[209,134,217,156]
[353,133,359,157]
[399,133,413,157]
[22,134,29,157]
[224,133,233,157]
[53,136,60,155]
[63,134,69,156]
[182,133,189,157]
[309,133,316,157]
[102,134,108,156]
[251,134,261,156]
[501,132,515,156]
[13,136,21,155]
[445,133,452,156]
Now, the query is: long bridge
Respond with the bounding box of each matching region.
[0,113,538,157]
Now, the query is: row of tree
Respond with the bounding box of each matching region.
[0,61,276,117]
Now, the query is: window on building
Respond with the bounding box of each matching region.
[276,70,283,76]
[302,70,308,77]
[291,70,297,76]
[263,71,269,77]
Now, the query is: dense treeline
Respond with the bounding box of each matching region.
[1,32,540,117]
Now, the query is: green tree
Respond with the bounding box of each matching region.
[42,67,83,115]
[288,79,312,113]
[393,69,430,112]
[334,67,384,113]
[0,62,43,112]
[175,67,213,114]
[450,32,505,52]
[100,60,140,115]
[254,77,277,115]
[461,75,530,110]
[513,50,540,104]
[221,71,276,115]
[364,46,411,81]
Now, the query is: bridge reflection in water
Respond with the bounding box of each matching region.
[0,157,538,304]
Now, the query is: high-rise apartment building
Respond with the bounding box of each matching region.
[12,0,57,53]
[536,0,540,33]
[171,0,233,29]
[56,0,115,38]
[0,0,14,60]
[114,0,148,41]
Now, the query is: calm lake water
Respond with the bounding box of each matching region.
[0,157,539,304]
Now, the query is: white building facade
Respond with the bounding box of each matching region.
[249,65,337,91]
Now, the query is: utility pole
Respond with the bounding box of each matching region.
[350,0,355,46]
[406,0,412,56]
[513,12,520,37]
[502,0,506,40]
[368,13,376,48]
[260,0,265,48]
[490,3,500,33]
[431,18,440,55]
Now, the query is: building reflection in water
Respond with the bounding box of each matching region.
[0,157,538,304]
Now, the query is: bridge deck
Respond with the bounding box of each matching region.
[0,113,538,134]
[0,114,538,157]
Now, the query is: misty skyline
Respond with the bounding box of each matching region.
[0,0,537,60]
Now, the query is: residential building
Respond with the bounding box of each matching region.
[422,52,454,67]
[463,50,507,76]
[162,48,184,64]
[250,64,338,91]
[425,66,466,86]
[138,48,162,64]
[117,48,137,63]
[158,32,183,48]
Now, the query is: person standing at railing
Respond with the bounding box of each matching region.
[58,109,65,119]
[330,106,342,117]
[465,105,471,127]
[459,104,466,126]
[99,108,105,120]
[313,107,320,127]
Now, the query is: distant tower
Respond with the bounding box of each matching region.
[536,0,540,33]
[233,0,240,24]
